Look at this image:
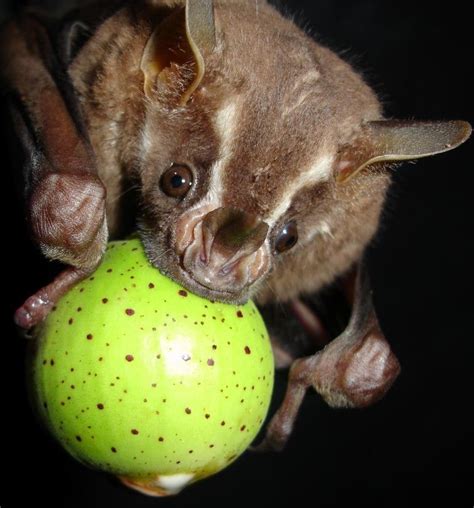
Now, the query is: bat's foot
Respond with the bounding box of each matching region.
[254,262,401,452]
[255,325,400,452]
[14,266,94,332]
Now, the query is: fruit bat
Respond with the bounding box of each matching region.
[1,0,470,452]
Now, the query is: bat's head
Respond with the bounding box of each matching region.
[135,0,471,304]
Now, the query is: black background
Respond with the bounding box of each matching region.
[1,1,472,507]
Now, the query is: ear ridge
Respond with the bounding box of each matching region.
[182,0,216,104]
[336,120,472,183]
[141,0,216,105]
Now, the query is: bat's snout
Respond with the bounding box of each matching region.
[178,207,271,296]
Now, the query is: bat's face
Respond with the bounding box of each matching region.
[136,3,382,304]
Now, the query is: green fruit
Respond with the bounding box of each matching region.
[29,239,274,496]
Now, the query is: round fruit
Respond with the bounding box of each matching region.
[29,239,274,496]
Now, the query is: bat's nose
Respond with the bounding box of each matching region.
[181,207,270,294]
[201,207,269,270]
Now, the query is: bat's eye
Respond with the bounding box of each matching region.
[275,221,298,254]
[160,164,194,198]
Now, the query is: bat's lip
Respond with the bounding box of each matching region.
[174,265,249,305]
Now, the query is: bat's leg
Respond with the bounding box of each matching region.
[254,259,401,452]
[14,266,93,331]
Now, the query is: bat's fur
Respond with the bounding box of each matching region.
[1,0,470,486]
[66,0,390,305]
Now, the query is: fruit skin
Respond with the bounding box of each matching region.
[29,239,274,496]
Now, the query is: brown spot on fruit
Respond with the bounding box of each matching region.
[125,355,134,362]
[102,298,109,304]
[240,425,246,431]
[185,407,192,414]
[50,359,55,366]
[131,429,139,435]
[87,334,93,340]
[125,308,135,316]
[158,437,164,442]
[207,359,215,366]
[148,283,155,289]
[107,268,113,273]
[205,414,210,419]
[244,346,251,354]
[68,318,73,325]
[97,404,104,410]
[221,421,226,426]
[178,290,188,297]
[237,310,243,318]
[111,447,117,453]
[76,435,82,442]
[77,307,82,312]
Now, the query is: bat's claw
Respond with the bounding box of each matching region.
[14,293,54,330]
[14,267,95,334]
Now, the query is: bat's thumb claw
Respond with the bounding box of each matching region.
[14,306,34,330]
[14,293,53,333]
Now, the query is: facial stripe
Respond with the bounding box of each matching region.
[305,219,334,245]
[208,99,240,204]
[265,153,334,226]
[174,100,241,252]
[139,115,154,163]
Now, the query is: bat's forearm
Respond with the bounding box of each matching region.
[2,14,107,273]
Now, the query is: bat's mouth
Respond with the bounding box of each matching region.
[175,264,250,305]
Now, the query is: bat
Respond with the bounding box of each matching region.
[1,0,471,460]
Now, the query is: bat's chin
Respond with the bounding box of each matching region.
[146,250,251,304]
[174,266,251,305]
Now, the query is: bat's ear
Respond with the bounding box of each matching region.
[336,120,472,183]
[141,0,216,106]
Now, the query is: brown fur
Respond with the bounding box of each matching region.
[66,0,389,304]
